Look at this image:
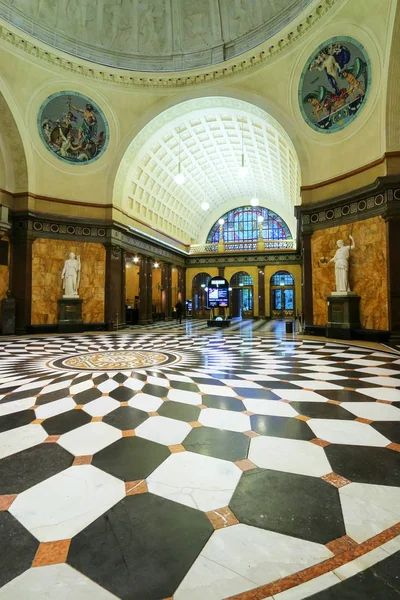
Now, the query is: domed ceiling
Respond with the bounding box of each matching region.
[0,0,312,72]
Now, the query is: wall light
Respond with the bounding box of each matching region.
[154,262,159,268]
[133,256,139,263]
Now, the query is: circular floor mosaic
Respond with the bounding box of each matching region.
[52,350,179,371]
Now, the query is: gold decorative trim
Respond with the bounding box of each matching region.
[0,0,341,89]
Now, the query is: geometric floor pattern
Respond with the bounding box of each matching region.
[0,326,399,599]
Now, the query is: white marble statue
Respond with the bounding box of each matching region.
[62,252,81,298]
[327,236,355,293]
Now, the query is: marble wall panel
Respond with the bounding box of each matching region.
[311,216,388,330]
[31,239,105,325]
[0,237,10,321]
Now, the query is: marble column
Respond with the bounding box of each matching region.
[161,263,172,319]
[302,232,313,329]
[104,244,125,331]
[258,266,266,318]
[10,233,33,335]
[177,267,186,304]
[386,209,400,336]
[139,257,153,324]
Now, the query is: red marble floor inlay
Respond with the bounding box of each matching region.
[321,473,351,488]
[310,438,331,448]
[0,494,17,511]
[44,435,60,443]
[32,540,71,567]
[206,507,239,530]
[72,455,92,466]
[125,480,148,496]
[326,535,358,555]
[234,459,257,472]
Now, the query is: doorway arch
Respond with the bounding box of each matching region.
[192,272,211,318]
[230,271,254,318]
[270,271,295,319]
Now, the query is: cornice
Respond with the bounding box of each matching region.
[0,0,340,90]
[185,252,301,267]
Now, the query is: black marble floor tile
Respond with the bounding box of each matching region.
[112,373,128,383]
[229,468,345,545]
[0,409,35,433]
[183,426,249,461]
[42,408,92,435]
[169,381,199,392]
[250,414,314,440]
[0,387,42,402]
[325,445,400,486]
[141,383,169,398]
[290,402,356,420]
[233,388,282,399]
[318,389,375,403]
[371,422,400,444]
[344,380,383,389]
[67,493,213,600]
[0,512,39,587]
[157,401,200,422]
[92,436,169,481]
[189,377,226,386]
[261,381,302,390]
[102,406,149,430]
[92,374,110,385]
[0,443,73,494]
[108,386,137,401]
[308,551,400,599]
[35,388,70,405]
[71,388,103,404]
[202,394,246,412]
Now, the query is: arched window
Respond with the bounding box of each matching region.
[192,272,211,287]
[207,206,292,243]
[230,271,254,286]
[271,271,295,286]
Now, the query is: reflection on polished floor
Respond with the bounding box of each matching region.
[0,322,399,600]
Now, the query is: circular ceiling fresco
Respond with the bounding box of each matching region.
[299,37,371,134]
[0,0,312,72]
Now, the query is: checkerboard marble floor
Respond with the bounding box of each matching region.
[0,327,399,600]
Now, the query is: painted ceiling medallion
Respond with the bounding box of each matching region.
[299,37,371,134]
[54,350,179,371]
[38,91,109,165]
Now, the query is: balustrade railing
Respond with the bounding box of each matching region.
[188,239,295,254]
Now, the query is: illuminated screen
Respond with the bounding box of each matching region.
[207,287,229,308]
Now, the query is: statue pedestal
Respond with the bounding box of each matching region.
[58,298,84,333]
[326,294,361,339]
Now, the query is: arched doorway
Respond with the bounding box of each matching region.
[270,271,295,319]
[192,272,211,318]
[230,271,253,318]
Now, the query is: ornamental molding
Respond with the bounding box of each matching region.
[0,0,340,90]
[185,252,301,266]
[297,182,400,233]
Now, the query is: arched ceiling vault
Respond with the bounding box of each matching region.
[117,97,301,245]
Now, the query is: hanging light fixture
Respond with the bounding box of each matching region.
[201,202,210,211]
[174,129,185,185]
[251,197,259,207]
[238,121,248,178]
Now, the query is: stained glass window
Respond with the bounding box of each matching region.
[230,271,254,286]
[271,271,295,286]
[207,206,292,243]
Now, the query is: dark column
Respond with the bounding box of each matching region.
[302,232,313,330]
[258,266,265,318]
[177,267,186,304]
[218,267,225,278]
[104,244,125,331]
[10,233,33,335]
[139,257,153,324]
[161,263,172,319]
[386,212,400,337]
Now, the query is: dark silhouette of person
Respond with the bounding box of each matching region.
[175,300,183,324]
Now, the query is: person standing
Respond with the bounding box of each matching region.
[175,300,183,324]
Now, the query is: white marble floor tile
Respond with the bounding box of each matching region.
[292,381,343,390]
[356,387,400,401]
[199,408,251,432]
[357,366,400,376]
[339,482,400,543]
[0,397,36,416]
[124,377,145,391]
[273,572,340,600]
[147,451,241,512]
[135,415,191,445]
[360,376,400,388]
[333,547,390,581]
[69,379,94,395]
[332,353,368,359]
[341,401,400,421]
[13,378,54,392]
[243,398,298,417]
[42,379,74,394]
[0,424,47,459]
[9,465,125,542]
[236,374,279,381]
[147,376,168,387]
[167,389,202,405]
[249,436,332,477]
[297,372,346,381]
[221,379,263,388]
[197,384,237,397]
[301,365,344,373]
[346,358,386,367]
[58,422,121,456]
[82,396,119,417]
[35,397,76,419]
[0,564,119,600]
[272,389,329,403]
[128,393,163,411]
[308,419,391,446]
[380,535,400,555]
[97,379,120,393]
[175,524,333,600]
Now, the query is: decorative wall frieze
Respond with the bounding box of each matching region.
[186,252,301,267]
[296,179,400,234]
[0,0,340,90]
